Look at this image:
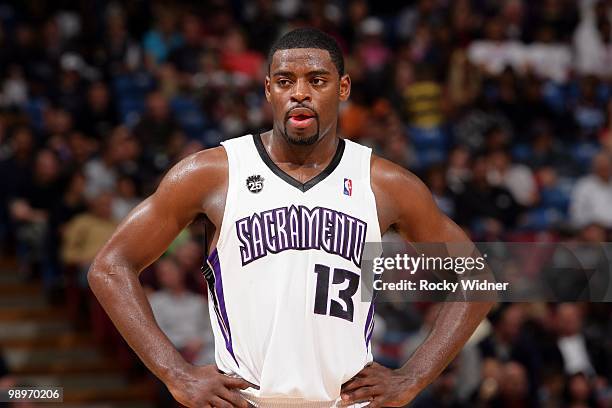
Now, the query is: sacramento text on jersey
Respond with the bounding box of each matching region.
[236,205,368,267]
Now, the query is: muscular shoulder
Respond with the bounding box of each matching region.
[164,146,226,181]
[370,154,430,196]
[154,146,228,213]
[370,154,441,237]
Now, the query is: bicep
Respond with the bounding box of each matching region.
[100,195,193,272]
[95,156,210,273]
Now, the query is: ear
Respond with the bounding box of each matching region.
[339,74,351,102]
[265,75,271,103]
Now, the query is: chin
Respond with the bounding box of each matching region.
[283,129,320,146]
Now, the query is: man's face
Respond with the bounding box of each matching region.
[265,48,350,145]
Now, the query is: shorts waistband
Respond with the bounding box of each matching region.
[239,393,368,408]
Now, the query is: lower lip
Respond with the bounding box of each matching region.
[288,117,315,129]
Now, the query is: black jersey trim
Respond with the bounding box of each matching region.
[253,133,346,192]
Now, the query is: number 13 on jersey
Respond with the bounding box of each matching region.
[313,263,360,322]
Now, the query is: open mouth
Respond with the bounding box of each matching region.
[290,114,313,121]
[287,108,316,128]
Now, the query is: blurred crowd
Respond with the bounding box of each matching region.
[0,0,611,407]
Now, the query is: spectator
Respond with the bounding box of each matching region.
[142,5,182,66]
[600,99,612,154]
[555,303,608,378]
[477,305,541,399]
[355,17,391,74]
[173,239,204,292]
[167,14,206,75]
[563,372,598,407]
[572,75,606,140]
[148,257,214,365]
[65,130,97,171]
[99,5,142,75]
[0,65,28,109]
[61,191,117,285]
[487,149,538,207]
[77,82,119,141]
[573,0,612,78]
[45,171,87,291]
[220,28,264,81]
[446,49,481,114]
[83,137,120,199]
[111,174,140,222]
[455,154,520,235]
[403,64,444,129]
[0,126,35,209]
[9,149,63,275]
[42,108,74,146]
[51,55,87,116]
[527,122,575,176]
[471,358,503,406]
[446,146,472,194]
[132,91,182,167]
[410,360,463,407]
[569,152,612,228]
[489,361,537,408]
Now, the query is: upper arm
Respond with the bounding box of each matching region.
[92,147,227,274]
[371,155,469,243]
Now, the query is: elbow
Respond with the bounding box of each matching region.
[87,256,107,291]
[87,252,121,292]
[87,250,136,294]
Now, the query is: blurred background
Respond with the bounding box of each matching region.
[0,0,611,407]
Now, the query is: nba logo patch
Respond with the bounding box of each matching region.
[343,178,352,196]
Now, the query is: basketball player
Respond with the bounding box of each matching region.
[88,28,493,407]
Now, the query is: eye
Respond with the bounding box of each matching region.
[277,78,292,87]
[311,77,326,86]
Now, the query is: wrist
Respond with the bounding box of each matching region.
[386,368,425,405]
[394,367,428,394]
[159,358,193,387]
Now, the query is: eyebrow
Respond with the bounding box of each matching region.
[272,69,333,77]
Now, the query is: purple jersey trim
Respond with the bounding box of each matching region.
[364,301,375,348]
[208,248,239,367]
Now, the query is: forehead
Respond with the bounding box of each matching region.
[270,48,336,74]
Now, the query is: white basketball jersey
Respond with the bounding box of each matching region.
[204,134,381,407]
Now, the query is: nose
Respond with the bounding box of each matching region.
[290,79,311,103]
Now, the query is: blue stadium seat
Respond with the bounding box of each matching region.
[413,147,446,170]
[520,207,564,231]
[597,82,611,105]
[565,80,580,104]
[511,143,532,163]
[408,126,448,150]
[113,72,156,99]
[542,81,566,113]
[118,96,145,127]
[540,187,570,213]
[23,98,46,132]
[572,141,600,172]
[170,97,207,139]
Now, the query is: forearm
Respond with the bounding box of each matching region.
[88,256,189,383]
[397,301,493,389]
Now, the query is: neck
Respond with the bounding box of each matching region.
[264,128,339,168]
